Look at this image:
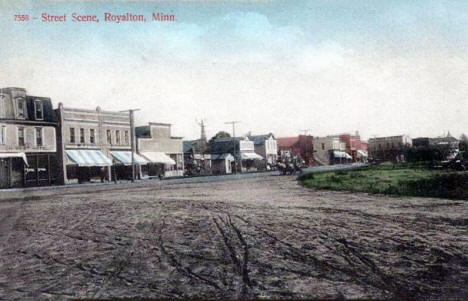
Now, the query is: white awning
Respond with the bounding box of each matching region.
[357,150,368,157]
[110,151,149,165]
[141,152,176,165]
[211,153,234,161]
[333,151,352,159]
[241,152,264,160]
[66,150,112,167]
[0,152,28,166]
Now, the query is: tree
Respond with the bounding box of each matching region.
[460,134,468,152]
[208,131,231,144]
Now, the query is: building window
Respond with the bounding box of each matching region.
[107,130,112,145]
[70,128,75,143]
[34,100,43,120]
[89,129,95,144]
[80,128,85,144]
[36,127,43,147]
[17,127,25,146]
[0,125,6,145]
[116,130,121,144]
[16,98,26,119]
[124,130,129,145]
[321,143,325,150]
[0,95,5,117]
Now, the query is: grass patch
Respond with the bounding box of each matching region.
[299,164,468,200]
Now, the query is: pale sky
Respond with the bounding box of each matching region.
[1,0,467,140]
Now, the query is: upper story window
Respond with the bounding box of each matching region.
[17,127,25,146]
[16,98,26,119]
[36,127,43,147]
[321,143,325,150]
[0,125,6,145]
[116,130,121,144]
[124,130,129,145]
[34,100,43,120]
[69,128,75,144]
[80,128,85,144]
[107,130,112,145]
[89,129,95,144]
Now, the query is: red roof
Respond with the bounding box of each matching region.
[277,137,300,148]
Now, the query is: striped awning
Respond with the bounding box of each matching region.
[110,151,149,165]
[66,150,112,167]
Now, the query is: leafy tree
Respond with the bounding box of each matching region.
[460,134,468,152]
[208,131,231,144]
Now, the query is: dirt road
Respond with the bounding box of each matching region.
[0,175,467,300]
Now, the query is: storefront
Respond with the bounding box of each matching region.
[240,152,264,172]
[331,150,353,164]
[110,151,149,180]
[24,153,59,187]
[0,153,28,189]
[140,152,176,178]
[65,150,112,183]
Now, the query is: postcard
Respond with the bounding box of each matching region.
[0,1,467,300]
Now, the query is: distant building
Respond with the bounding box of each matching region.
[276,135,314,165]
[248,134,278,168]
[209,136,263,173]
[55,104,144,184]
[412,132,459,149]
[312,136,350,165]
[337,132,368,162]
[368,135,412,162]
[412,132,459,160]
[0,87,59,188]
[136,122,184,178]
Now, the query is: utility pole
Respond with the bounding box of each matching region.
[225,121,241,173]
[299,129,312,165]
[120,109,140,182]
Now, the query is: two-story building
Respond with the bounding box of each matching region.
[136,122,184,178]
[368,135,412,162]
[0,87,59,188]
[56,104,148,184]
[312,136,350,165]
[248,134,278,169]
[277,135,314,165]
[209,137,263,174]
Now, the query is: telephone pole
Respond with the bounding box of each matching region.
[120,108,140,182]
[299,129,312,165]
[225,121,241,173]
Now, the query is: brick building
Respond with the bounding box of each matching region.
[276,135,314,165]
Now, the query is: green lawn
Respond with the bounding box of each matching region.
[299,163,468,200]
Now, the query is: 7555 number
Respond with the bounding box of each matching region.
[14,15,30,21]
